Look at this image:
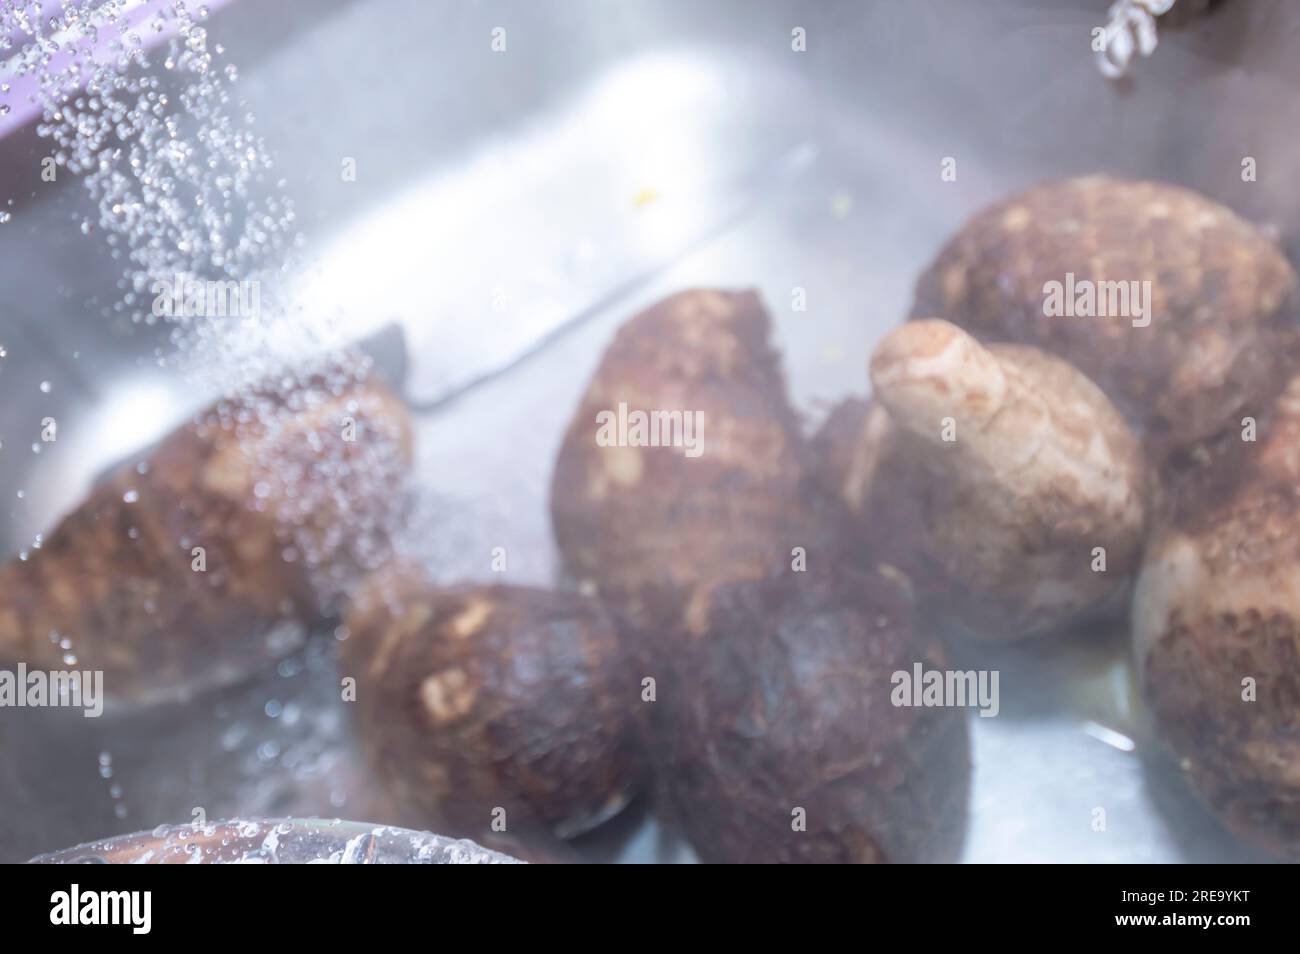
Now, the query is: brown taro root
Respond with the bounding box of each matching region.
[912,176,1298,456]
[550,290,971,861]
[813,320,1147,639]
[1133,375,1300,856]
[550,288,807,635]
[339,564,645,843]
[0,367,412,703]
[649,558,970,863]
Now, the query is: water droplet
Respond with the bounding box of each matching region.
[1,2,405,613]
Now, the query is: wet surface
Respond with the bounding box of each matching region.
[2,0,1297,862]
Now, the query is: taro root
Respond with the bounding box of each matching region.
[813,320,1147,639]
[648,557,970,863]
[550,290,971,861]
[1133,375,1300,855]
[339,564,645,843]
[807,396,935,586]
[912,176,1297,456]
[550,289,807,637]
[0,366,412,703]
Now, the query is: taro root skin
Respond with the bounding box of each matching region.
[548,288,973,861]
[1134,376,1300,855]
[649,561,970,864]
[550,289,807,636]
[807,396,932,581]
[0,373,412,703]
[912,176,1298,455]
[340,567,645,842]
[814,320,1147,639]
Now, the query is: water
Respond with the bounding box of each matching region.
[1,0,411,613]
[1,1,506,860]
[3,2,297,345]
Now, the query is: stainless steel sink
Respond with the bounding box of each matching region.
[1,0,1294,862]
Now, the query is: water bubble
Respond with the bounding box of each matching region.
[39,380,51,393]
[1,1,407,613]
[122,489,139,503]
[2,0,298,336]
[220,723,248,752]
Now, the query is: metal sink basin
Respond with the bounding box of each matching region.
[1,0,1294,862]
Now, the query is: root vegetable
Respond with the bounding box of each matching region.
[814,319,1147,639]
[0,369,412,703]
[912,176,1297,456]
[647,557,970,863]
[339,565,645,842]
[1134,375,1300,855]
[549,289,808,637]
[548,289,974,860]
